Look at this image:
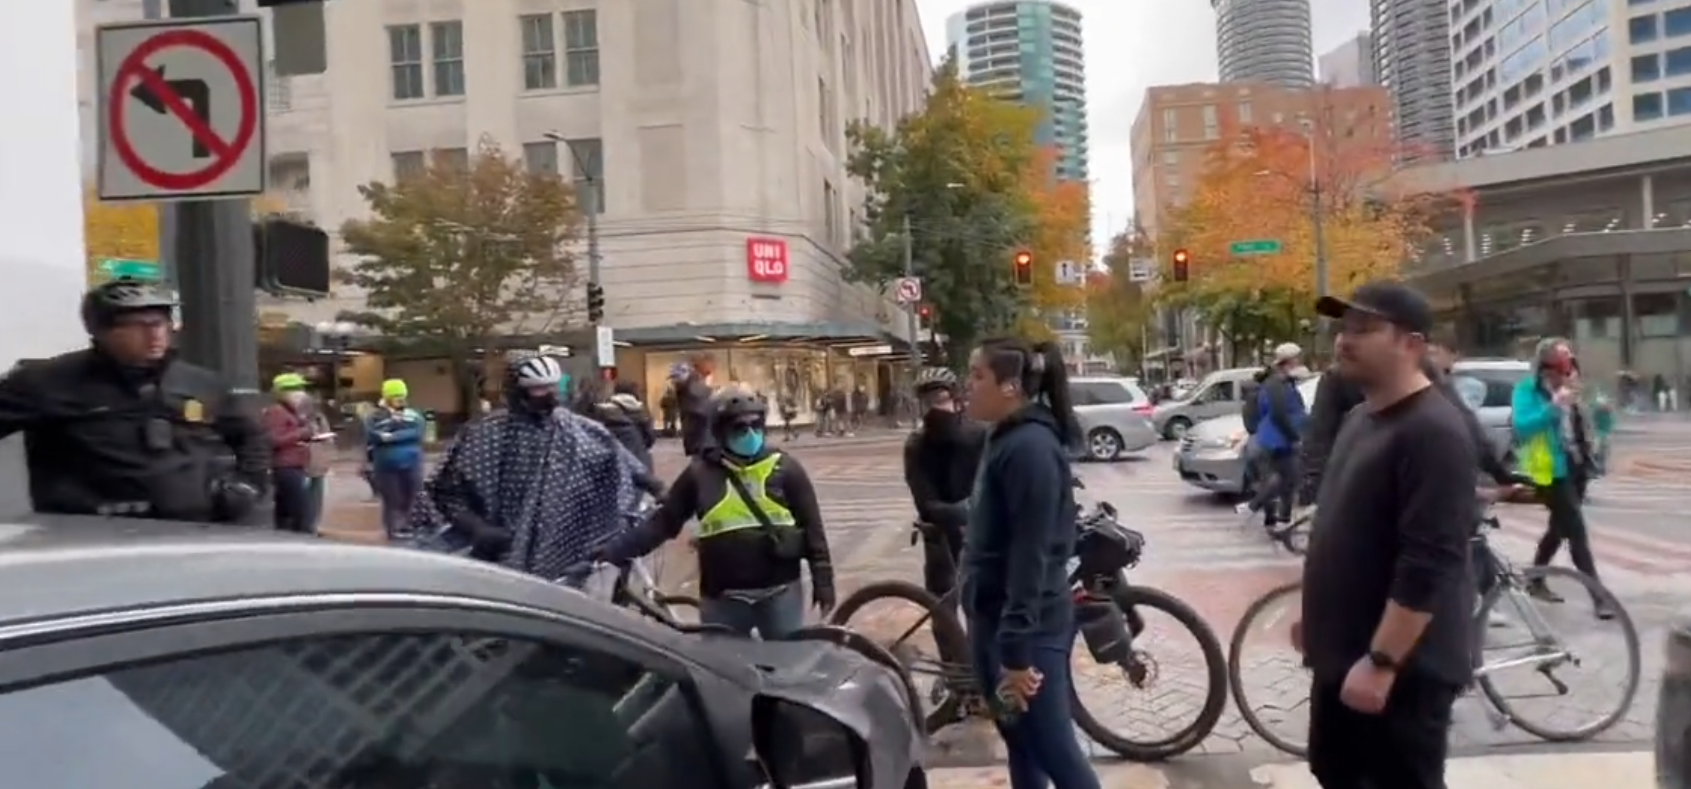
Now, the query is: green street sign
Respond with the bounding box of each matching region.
[99,258,162,280]
[1230,239,1282,256]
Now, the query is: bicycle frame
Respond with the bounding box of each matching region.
[1471,512,1576,679]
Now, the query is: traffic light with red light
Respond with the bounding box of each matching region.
[918,304,933,322]
[1172,249,1191,282]
[1013,250,1033,286]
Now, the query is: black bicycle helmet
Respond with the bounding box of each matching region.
[81,277,177,334]
[913,366,958,394]
[710,387,767,431]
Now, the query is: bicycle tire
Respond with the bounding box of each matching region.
[1476,565,1641,742]
[829,579,969,734]
[1227,580,1309,759]
[1071,584,1229,761]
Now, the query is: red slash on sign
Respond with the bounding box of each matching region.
[107,28,257,192]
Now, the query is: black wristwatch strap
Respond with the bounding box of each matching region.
[1367,650,1399,670]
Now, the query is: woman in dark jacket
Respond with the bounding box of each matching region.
[594,380,657,471]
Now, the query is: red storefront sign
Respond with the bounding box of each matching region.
[746,237,790,283]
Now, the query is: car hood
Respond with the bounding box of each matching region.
[1189,414,1244,442]
[693,631,923,785]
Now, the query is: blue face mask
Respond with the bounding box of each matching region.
[725,427,765,457]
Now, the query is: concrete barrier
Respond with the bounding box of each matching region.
[1657,622,1691,788]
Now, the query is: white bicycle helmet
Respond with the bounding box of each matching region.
[914,366,957,394]
[510,354,565,388]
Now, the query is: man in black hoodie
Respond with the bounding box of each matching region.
[903,367,987,599]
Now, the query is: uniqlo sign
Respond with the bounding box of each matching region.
[746,237,790,284]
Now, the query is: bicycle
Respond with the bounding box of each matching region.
[1228,494,1641,758]
[828,489,1229,762]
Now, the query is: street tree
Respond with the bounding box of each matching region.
[339,137,582,402]
[1157,124,1462,348]
[1085,227,1156,370]
[1011,146,1093,340]
[83,191,158,285]
[844,60,1043,360]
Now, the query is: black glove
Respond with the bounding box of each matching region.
[468,523,513,559]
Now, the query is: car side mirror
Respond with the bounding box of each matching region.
[751,696,869,789]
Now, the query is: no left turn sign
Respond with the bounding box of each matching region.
[894,277,923,304]
[95,17,266,202]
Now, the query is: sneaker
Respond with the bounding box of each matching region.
[1525,580,1565,604]
[1234,501,1259,527]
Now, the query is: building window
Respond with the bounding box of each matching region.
[566,138,605,213]
[1201,105,1218,139]
[1668,7,1691,36]
[520,14,557,91]
[563,10,600,87]
[430,21,465,96]
[266,60,291,112]
[391,150,425,181]
[1162,151,1179,166]
[823,180,840,247]
[1634,53,1662,81]
[435,147,469,171]
[1634,91,1664,120]
[523,141,559,176]
[1668,86,1691,115]
[1630,14,1659,43]
[1667,46,1691,76]
[1161,107,1178,141]
[387,24,424,101]
[1237,100,1252,124]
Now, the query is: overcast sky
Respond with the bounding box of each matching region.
[913,0,1370,256]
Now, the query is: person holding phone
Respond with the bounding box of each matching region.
[263,373,318,534]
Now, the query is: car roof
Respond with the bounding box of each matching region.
[0,515,629,631]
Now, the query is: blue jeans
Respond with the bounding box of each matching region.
[699,583,805,639]
[969,629,1101,789]
[372,465,422,540]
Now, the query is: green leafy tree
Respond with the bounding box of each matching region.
[339,137,582,406]
[844,60,1044,361]
[1086,228,1156,371]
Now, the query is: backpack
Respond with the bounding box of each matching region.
[1241,383,1265,435]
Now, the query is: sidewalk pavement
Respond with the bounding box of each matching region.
[923,750,1653,789]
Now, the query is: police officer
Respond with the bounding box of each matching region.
[0,278,269,521]
[597,387,835,638]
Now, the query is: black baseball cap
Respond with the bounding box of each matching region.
[1314,280,1434,336]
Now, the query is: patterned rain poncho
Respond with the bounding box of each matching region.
[413,406,644,580]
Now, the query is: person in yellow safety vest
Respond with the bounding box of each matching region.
[596,386,836,638]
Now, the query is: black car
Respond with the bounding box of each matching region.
[0,516,923,789]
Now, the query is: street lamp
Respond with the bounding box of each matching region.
[543,131,604,333]
[315,320,355,422]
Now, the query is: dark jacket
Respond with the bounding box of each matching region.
[1255,368,1307,454]
[960,404,1077,671]
[675,377,713,456]
[593,393,656,470]
[0,349,269,521]
[1296,368,1364,506]
[601,447,834,599]
[902,416,988,529]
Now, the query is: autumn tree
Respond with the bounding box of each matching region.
[339,137,582,403]
[83,192,158,285]
[844,59,1044,358]
[1085,227,1156,370]
[1010,147,1093,341]
[1158,124,1461,349]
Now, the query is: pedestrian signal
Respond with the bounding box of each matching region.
[1013,250,1033,286]
[1172,249,1191,282]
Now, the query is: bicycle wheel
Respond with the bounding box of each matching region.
[1476,565,1641,742]
[1070,584,1228,761]
[829,580,970,733]
[1227,581,1310,758]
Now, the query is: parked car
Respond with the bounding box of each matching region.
[0,515,923,789]
[1172,359,1531,496]
[1069,376,1160,461]
[1151,367,1263,440]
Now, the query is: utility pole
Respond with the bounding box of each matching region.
[902,214,921,366]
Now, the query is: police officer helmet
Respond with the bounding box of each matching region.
[710,387,767,432]
[914,366,958,395]
[81,277,177,334]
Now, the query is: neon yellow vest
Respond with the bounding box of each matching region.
[1517,433,1556,486]
[697,454,798,539]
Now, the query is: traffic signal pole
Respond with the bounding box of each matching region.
[902,215,922,366]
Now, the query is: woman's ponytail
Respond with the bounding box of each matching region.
[1030,341,1078,448]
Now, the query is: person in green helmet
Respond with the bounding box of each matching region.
[366,378,425,541]
[263,372,319,533]
[596,385,835,638]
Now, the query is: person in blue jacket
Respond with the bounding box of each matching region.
[1511,338,1611,618]
[366,378,426,541]
[1237,342,1309,534]
[960,337,1100,789]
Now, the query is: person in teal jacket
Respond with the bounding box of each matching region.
[1511,337,1611,618]
[367,378,426,541]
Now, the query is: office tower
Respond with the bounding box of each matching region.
[1375,0,1454,159]
[1321,31,1378,87]
[946,0,1091,182]
[1214,0,1315,86]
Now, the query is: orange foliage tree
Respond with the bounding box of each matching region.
[82,191,159,285]
[1012,146,1092,339]
[1158,126,1463,352]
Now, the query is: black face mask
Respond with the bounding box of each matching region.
[922,408,963,437]
[512,392,559,415]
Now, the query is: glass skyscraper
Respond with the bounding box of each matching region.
[946,0,1090,182]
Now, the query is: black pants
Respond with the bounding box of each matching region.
[1531,475,1599,580]
[272,467,311,534]
[1248,450,1297,525]
[920,520,963,600]
[1308,671,1459,789]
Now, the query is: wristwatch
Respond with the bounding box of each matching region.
[1367,650,1400,671]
